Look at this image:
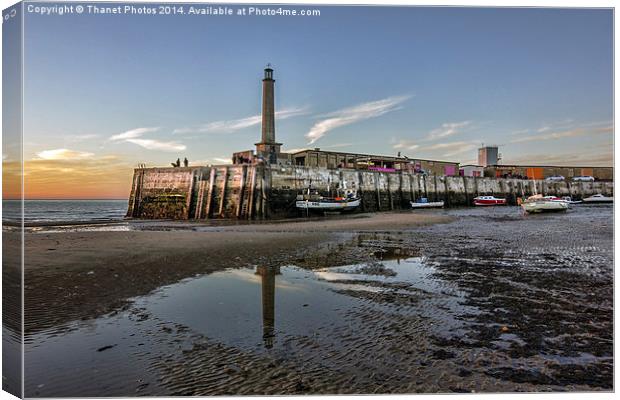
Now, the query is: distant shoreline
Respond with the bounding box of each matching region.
[3,219,127,228]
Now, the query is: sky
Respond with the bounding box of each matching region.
[2,3,614,199]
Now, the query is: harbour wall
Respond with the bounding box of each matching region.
[126,165,614,219]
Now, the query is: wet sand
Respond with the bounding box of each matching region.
[17,207,613,396]
[20,212,451,334]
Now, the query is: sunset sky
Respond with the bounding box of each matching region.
[2,4,613,199]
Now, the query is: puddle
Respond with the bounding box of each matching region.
[25,256,471,396]
[136,265,363,351]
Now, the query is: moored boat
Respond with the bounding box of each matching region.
[582,194,613,203]
[542,196,577,206]
[296,197,361,212]
[473,196,506,206]
[561,196,582,205]
[296,184,361,214]
[410,198,444,209]
[521,195,568,213]
[529,195,580,205]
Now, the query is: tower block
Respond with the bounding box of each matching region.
[255,65,282,164]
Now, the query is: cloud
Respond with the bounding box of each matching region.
[392,140,420,151]
[66,134,101,142]
[174,106,309,134]
[415,140,480,158]
[213,157,232,164]
[426,121,472,140]
[391,120,472,153]
[110,127,186,152]
[419,141,473,151]
[323,142,355,149]
[509,128,531,136]
[36,148,95,160]
[110,127,160,141]
[125,138,186,152]
[305,95,411,144]
[580,120,612,128]
[392,139,482,160]
[442,143,478,158]
[282,147,309,154]
[510,126,612,144]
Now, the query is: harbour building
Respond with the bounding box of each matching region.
[484,165,613,181]
[289,148,459,176]
[476,145,613,181]
[478,145,500,167]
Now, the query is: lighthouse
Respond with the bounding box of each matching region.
[255,65,282,164]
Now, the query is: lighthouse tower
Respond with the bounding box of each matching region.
[255,65,282,164]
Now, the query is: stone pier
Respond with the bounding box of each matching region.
[126,165,614,220]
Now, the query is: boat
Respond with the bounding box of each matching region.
[296,196,361,212]
[296,184,361,213]
[561,196,582,205]
[410,198,444,209]
[582,194,613,203]
[473,196,506,206]
[542,196,579,206]
[521,195,568,213]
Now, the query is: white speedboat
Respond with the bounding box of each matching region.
[474,196,506,206]
[582,194,613,203]
[541,196,578,207]
[521,195,568,213]
[411,198,444,209]
[561,196,582,205]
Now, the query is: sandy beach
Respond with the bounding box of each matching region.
[14,208,613,396]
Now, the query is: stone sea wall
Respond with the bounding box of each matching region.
[126,165,614,220]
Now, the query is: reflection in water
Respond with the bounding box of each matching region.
[256,266,280,348]
[374,246,419,263]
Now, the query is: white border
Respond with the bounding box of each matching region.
[0,1,616,400]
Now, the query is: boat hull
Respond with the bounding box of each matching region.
[296,198,361,212]
[582,198,613,203]
[474,199,506,206]
[521,201,569,213]
[410,201,444,209]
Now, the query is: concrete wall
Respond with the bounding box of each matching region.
[127,165,266,220]
[127,165,614,220]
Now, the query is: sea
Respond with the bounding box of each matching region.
[2,200,128,225]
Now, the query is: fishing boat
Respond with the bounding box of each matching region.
[582,194,613,203]
[295,183,361,214]
[410,198,444,209]
[521,195,568,213]
[296,196,361,212]
[473,195,506,206]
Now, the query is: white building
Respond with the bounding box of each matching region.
[460,164,485,177]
